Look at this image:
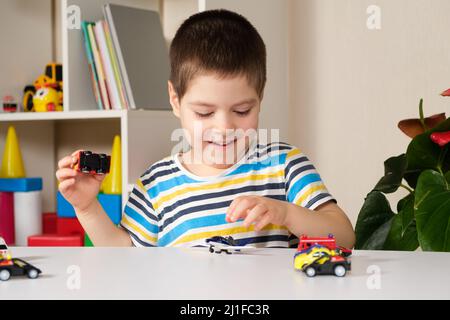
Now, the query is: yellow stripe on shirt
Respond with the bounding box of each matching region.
[294,183,327,207]
[122,215,157,244]
[153,170,285,210]
[136,179,146,194]
[286,148,301,159]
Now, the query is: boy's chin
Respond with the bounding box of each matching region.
[201,143,248,167]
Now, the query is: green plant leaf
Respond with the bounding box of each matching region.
[383,197,419,251]
[415,170,450,251]
[399,193,415,234]
[373,154,408,193]
[355,191,395,249]
[405,118,450,188]
[397,193,412,212]
[361,218,394,250]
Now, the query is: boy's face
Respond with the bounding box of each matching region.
[169,73,261,169]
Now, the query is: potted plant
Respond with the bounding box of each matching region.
[355,89,450,251]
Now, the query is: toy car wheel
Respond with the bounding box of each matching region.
[333,265,347,277]
[27,268,39,279]
[305,266,316,277]
[209,246,214,253]
[0,269,11,281]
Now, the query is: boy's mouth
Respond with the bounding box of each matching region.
[207,138,238,147]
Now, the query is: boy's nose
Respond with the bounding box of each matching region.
[213,113,234,133]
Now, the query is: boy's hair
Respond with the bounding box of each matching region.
[170,9,266,100]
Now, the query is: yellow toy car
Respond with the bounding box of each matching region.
[294,244,351,277]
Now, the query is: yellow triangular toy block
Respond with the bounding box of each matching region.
[101,135,121,194]
[0,126,26,178]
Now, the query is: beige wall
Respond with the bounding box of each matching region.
[289,0,450,225]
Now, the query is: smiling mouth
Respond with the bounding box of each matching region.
[207,138,238,147]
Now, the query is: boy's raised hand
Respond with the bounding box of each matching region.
[56,150,105,214]
[226,195,288,231]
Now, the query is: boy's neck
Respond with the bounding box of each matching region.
[179,142,253,177]
[179,151,234,177]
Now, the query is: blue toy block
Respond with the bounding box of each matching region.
[0,178,42,192]
[57,191,76,218]
[98,193,122,225]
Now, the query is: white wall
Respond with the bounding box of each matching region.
[289,0,450,225]
[0,0,53,104]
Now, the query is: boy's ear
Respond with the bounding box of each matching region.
[168,81,180,118]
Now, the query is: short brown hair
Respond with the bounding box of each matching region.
[170,9,266,100]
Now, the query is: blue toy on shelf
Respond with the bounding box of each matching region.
[0,178,42,192]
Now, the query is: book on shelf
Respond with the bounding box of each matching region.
[80,21,103,110]
[94,20,122,110]
[81,5,170,110]
[103,20,129,109]
[86,22,111,110]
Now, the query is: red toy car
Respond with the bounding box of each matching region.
[297,234,352,257]
[74,151,111,174]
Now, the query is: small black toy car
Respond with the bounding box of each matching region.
[75,151,111,174]
[0,258,42,281]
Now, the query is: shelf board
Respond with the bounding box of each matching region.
[0,109,172,122]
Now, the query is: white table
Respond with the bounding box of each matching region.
[1,247,449,300]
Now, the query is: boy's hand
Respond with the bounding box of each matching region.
[226,196,288,230]
[56,150,105,214]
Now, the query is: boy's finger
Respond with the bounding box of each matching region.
[243,204,267,228]
[58,156,74,169]
[56,168,78,181]
[70,149,84,167]
[227,196,255,218]
[230,197,256,222]
[226,197,240,218]
[71,149,84,157]
[58,178,75,193]
[254,212,272,231]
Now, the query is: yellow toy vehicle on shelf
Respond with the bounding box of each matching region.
[23,63,63,112]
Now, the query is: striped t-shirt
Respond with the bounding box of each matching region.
[120,141,335,248]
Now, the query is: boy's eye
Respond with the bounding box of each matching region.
[235,109,251,116]
[195,112,213,118]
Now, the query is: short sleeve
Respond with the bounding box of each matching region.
[284,146,336,210]
[120,177,159,247]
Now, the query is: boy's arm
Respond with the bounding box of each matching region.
[284,201,355,249]
[76,200,132,247]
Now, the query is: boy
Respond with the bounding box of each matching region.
[56,10,355,249]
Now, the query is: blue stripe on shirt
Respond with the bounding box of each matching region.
[286,173,322,202]
[158,213,227,246]
[124,205,159,234]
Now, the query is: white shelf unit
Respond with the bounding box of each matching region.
[0,0,180,213]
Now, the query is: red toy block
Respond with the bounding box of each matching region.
[42,212,57,234]
[27,234,83,247]
[0,192,15,245]
[56,217,85,237]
